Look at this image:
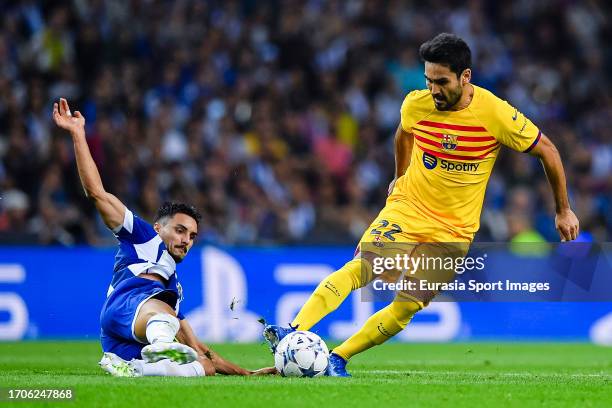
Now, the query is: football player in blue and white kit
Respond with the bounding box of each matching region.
[53,98,274,377]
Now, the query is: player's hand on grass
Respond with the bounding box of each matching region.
[249,367,278,376]
[555,208,579,241]
[53,98,85,135]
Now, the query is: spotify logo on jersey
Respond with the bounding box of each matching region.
[422,152,481,173]
[422,152,438,169]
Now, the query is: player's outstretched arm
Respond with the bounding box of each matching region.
[389,124,414,194]
[52,98,125,230]
[176,318,276,375]
[528,133,579,241]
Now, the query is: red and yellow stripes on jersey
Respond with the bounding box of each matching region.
[412,120,500,161]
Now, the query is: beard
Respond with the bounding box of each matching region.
[433,87,463,111]
[170,254,184,263]
[169,247,187,263]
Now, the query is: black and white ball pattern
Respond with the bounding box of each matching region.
[274,331,329,377]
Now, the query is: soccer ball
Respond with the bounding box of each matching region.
[274,331,329,377]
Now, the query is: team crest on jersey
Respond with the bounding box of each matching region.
[442,134,458,150]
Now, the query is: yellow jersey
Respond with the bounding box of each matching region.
[393,85,541,241]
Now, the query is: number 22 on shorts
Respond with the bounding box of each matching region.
[370,219,402,241]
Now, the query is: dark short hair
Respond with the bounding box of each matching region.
[154,201,202,225]
[419,33,472,77]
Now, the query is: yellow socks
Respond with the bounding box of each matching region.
[291,258,370,331]
[333,300,420,360]
[290,255,422,361]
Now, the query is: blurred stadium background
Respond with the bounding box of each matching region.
[0,1,611,345]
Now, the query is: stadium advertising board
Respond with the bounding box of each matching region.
[1,245,611,343]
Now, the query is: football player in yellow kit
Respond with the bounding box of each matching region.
[264,33,580,376]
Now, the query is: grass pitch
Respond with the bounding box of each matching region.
[1,341,611,407]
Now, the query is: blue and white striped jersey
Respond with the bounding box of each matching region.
[107,208,184,317]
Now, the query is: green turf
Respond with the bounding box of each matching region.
[1,341,611,407]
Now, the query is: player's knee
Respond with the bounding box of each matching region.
[139,310,158,325]
[356,252,377,286]
[143,312,180,344]
[361,250,405,284]
[344,258,369,289]
[137,300,177,326]
[389,300,420,328]
[198,356,215,376]
[141,299,176,317]
[147,313,179,331]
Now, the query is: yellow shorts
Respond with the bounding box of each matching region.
[358,194,472,245]
[357,197,471,305]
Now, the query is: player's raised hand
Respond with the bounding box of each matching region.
[53,98,85,135]
[555,208,579,241]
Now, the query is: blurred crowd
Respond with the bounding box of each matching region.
[0,0,610,246]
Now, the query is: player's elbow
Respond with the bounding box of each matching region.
[85,188,107,202]
[530,134,559,160]
[541,134,558,153]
